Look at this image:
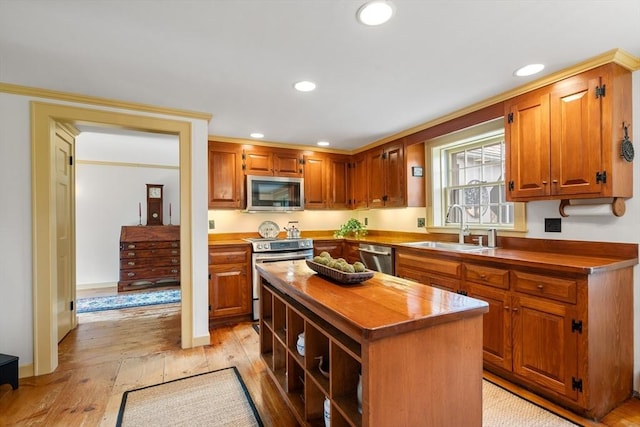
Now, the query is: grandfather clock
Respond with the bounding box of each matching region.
[146,184,164,225]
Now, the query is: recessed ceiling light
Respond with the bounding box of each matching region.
[357,1,395,26]
[514,63,545,77]
[317,141,330,147]
[294,81,316,92]
[250,133,264,139]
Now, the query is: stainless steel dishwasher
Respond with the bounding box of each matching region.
[358,244,394,275]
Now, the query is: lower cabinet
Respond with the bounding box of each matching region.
[208,244,252,321]
[395,248,462,293]
[463,261,633,420]
[313,239,344,259]
[261,284,362,426]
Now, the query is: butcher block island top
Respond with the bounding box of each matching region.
[257,260,488,342]
[257,260,489,427]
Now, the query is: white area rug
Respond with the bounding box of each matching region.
[483,380,577,426]
[116,367,262,427]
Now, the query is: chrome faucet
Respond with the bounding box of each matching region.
[447,204,470,244]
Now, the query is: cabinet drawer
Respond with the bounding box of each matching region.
[463,263,509,290]
[395,251,461,278]
[512,271,577,304]
[120,266,180,281]
[121,248,180,259]
[120,256,180,269]
[209,247,250,264]
[121,241,179,250]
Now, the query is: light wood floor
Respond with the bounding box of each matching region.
[1,300,640,426]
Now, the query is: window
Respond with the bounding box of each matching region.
[429,119,521,231]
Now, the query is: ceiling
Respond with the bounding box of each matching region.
[1,0,639,151]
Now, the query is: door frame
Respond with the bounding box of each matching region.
[31,101,194,375]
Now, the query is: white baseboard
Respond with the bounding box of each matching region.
[76,282,117,291]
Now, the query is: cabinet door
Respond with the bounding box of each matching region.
[304,153,327,209]
[328,154,350,209]
[313,240,343,258]
[550,69,603,197]
[505,88,551,200]
[208,141,244,209]
[209,264,251,318]
[343,242,360,264]
[273,149,302,177]
[244,149,273,176]
[511,294,579,402]
[383,141,405,207]
[465,282,512,370]
[350,153,368,209]
[367,147,386,208]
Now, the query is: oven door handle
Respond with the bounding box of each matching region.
[255,254,311,263]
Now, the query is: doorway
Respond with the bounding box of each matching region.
[31,102,195,375]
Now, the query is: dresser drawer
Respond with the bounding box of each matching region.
[463,263,509,290]
[121,240,179,250]
[512,271,577,304]
[120,266,180,282]
[121,248,180,259]
[120,256,180,269]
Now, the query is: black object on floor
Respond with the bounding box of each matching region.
[252,323,259,334]
[0,353,19,390]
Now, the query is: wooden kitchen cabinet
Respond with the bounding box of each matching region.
[208,244,252,322]
[313,239,343,259]
[302,152,327,209]
[208,141,244,209]
[327,154,350,209]
[343,241,361,264]
[349,152,368,209]
[367,140,406,208]
[462,259,633,419]
[505,63,632,201]
[395,248,462,293]
[243,146,302,177]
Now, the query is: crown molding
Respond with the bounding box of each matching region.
[0,82,212,122]
[209,135,353,155]
[356,48,640,152]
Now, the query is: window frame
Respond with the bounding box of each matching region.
[426,118,527,234]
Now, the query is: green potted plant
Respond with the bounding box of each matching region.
[334,218,367,239]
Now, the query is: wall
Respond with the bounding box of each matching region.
[0,91,210,369]
[75,130,180,288]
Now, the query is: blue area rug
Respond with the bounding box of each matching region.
[77,289,181,313]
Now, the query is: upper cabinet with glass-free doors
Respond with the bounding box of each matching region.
[505,63,633,201]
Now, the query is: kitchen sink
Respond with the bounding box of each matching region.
[399,241,489,253]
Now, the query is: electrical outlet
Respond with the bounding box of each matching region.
[417,217,426,227]
[209,220,215,230]
[544,218,561,232]
[364,217,368,226]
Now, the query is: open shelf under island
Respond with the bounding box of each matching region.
[257,260,489,427]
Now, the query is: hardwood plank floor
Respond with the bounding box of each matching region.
[1,302,639,426]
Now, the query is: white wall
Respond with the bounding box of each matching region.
[75,130,180,288]
[0,92,210,367]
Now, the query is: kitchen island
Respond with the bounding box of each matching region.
[257,260,489,427]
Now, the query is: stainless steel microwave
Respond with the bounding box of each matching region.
[246,175,304,211]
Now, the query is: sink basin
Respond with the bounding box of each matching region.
[400,241,488,252]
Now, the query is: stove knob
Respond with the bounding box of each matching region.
[257,243,263,250]
[264,243,270,250]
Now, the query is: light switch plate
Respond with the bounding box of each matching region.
[544,218,561,232]
[417,217,426,227]
[209,220,215,229]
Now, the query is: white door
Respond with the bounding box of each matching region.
[55,124,76,342]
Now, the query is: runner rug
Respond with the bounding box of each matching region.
[116,367,263,427]
[76,289,180,313]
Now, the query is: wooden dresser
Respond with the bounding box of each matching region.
[118,225,180,292]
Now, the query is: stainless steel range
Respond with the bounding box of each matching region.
[245,237,314,320]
